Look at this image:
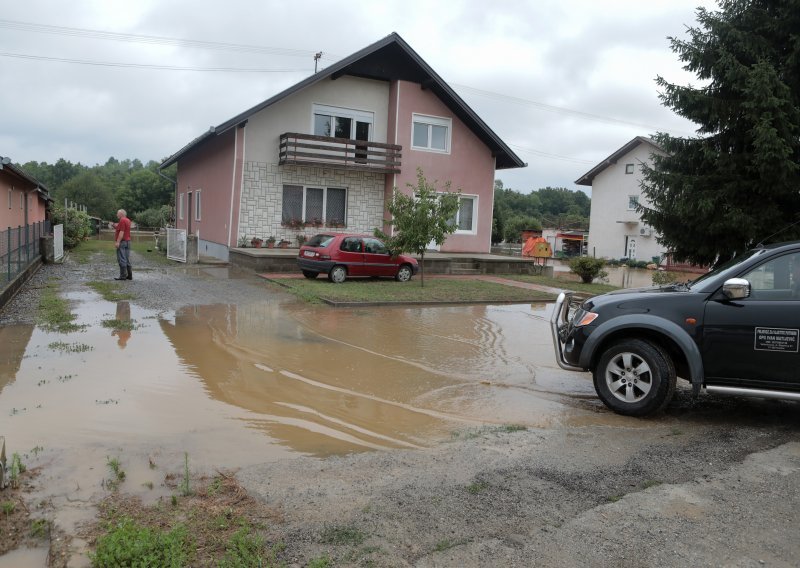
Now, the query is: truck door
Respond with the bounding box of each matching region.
[702,251,800,389]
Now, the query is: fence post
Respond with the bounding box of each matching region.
[17,226,22,277]
[6,227,9,282]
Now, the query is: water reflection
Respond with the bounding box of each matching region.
[0,324,34,393]
[111,301,132,349]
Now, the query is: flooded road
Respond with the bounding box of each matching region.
[0,282,623,534]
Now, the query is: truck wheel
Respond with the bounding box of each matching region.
[593,339,676,416]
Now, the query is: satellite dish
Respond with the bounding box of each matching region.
[0,157,10,165]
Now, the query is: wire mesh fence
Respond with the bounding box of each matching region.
[0,220,50,286]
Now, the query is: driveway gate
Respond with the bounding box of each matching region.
[166,228,187,262]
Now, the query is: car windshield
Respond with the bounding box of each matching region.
[689,249,768,290]
[306,234,336,248]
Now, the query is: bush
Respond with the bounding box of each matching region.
[134,205,172,229]
[568,256,608,284]
[50,206,91,249]
[652,270,679,286]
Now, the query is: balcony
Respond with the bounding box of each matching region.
[279,133,402,174]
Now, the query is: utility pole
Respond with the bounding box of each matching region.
[314,52,322,73]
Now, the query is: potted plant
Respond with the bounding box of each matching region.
[285,218,304,230]
[297,234,307,246]
[250,236,263,248]
[238,234,249,248]
[265,236,276,248]
[278,238,291,249]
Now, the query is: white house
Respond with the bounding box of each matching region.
[576,136,666,263]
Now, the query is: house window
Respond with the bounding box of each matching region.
[628,195,639,210]
[412,114,451,153]
[625,163,634,174]
[282,185,347,225]
[178,193,184,220]
[312,104,373,141]
[448,195,477,233]
[194,189,201,221]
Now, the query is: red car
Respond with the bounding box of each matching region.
[297,233,419,283]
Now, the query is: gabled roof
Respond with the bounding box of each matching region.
[575,136,663,186]
[161,32,525,170]
[0,157,52,200]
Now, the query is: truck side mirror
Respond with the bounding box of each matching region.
[722,278,750,300]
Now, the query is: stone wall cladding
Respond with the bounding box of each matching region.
[239,162,385,242]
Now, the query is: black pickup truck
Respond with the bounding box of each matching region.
[551,241,800,416]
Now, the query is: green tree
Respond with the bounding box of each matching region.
[375,168,460,286]
[50,205,91,248]
[55,171,116,220]
[118,169,173,215]
[640,0,800,266]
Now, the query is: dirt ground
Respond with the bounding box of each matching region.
[0,247,798,567]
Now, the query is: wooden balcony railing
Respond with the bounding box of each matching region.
[279,133,402,174]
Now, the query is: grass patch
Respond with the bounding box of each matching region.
[434,538,470,552]
[101,318,137,331]
[71,240,116,264]
[319,525,366,546]
[87,472,282,567]
[501,274,620,294]
[276,277,556,305]
[642,479,662,489]
[37,280,84,332]
[87,280,135,302]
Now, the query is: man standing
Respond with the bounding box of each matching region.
[114,209,132,281]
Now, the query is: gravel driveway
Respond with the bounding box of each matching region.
[2,247,798,567]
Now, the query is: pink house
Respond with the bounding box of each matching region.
[0,157,50,230]
[161,33,525,260]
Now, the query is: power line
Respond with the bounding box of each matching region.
[452,83,693,136]
[0,18,343,60]
[0,51,309,73]
[506,143,595,165]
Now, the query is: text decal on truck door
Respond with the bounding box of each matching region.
[754,327,799,353]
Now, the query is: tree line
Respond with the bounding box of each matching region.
[492,181,590,243]
[19,157,176,227]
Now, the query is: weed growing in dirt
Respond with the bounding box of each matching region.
[30,518,49,538]
[87,280,135,302]
[38,281,85,333]
[434,538,470,552]
[90,518,190,567]
[642,479,662,489]
[308,556,332,568]
[607,494,623,503]
[320,525,366,546]
[29,446,44,457]
[218,526,271,568]
[180,453,191,496]
[10,453,26,489]
[2,501,15,516]
[47,341,93,354]
[105,457,126,490]
[466,480,489,494]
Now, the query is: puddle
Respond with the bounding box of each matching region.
[0,546,49,568]
[0,288,615,533]
[552,260,698,289]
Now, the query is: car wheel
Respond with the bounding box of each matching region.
[328,265,347,283]
[593,339,676,416]
[396,264,413,282]
[302,270,319,279]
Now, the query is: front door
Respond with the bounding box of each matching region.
[355,121,370,163]
[702,251,800,389]
[627,237,637,260]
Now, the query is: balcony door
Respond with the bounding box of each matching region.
[312,104,373,162]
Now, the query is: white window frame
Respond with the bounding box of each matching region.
[194,189,202,221]
[178,192,184,220]
[282,185,348,225]
[627,195,639,210]
[450,194,478,234]
[7,188,11,209]
[625,163,635,174]
[411,113,451,154]
[311,104,374,140]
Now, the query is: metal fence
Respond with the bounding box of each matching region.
[1,220,50,285]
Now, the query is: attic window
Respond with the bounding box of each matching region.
[625,163,634,174]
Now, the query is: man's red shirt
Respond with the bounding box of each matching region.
[115,217,131,241]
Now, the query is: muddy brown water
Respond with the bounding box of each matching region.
[0,286,645,542]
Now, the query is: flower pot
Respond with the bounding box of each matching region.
[266,242,274,249]
[252,241,263,248]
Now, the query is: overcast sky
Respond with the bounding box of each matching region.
[0,0,716,194]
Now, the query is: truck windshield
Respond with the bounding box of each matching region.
[689,249,767,290]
